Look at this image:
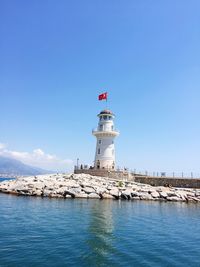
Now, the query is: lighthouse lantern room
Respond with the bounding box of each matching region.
[92,109,119,170]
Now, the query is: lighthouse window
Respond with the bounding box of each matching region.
[103,115,107,120]
[99,140,101,144]
[98,148,101,154]
[109,116,112,120]
[99,124,103,130]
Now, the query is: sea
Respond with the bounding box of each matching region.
[0,178,200,267]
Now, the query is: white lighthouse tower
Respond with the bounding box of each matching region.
[92,110,119,170]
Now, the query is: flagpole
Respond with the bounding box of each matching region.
[106,92,108,110]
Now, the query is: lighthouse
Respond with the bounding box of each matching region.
[92,109,119,170]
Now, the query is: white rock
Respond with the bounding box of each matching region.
[151,191,160,198]
[131,196,140,200]
[83,187,95,194]
[159,191,168,198]
[166,191,177,197]
[186,192,195,197]
[87,193,100,199]
[107,186,113,190]
[109,189,119,198]
[42,189,52,197]
[167,196,182,202]
[187,196,200,202]
[102,193,115,199]
[138,192,153,200]
[175,190,188,200]
[94,186,107,194]
[64,189,77,197]
[131,191,139,197]
[75,193,88,198]
[122,189,133,196]
[131,185,139,190]
[56,187,67,195]
[139,188,151,193]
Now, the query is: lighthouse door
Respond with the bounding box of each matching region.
[97,160,100,169]
[112,162,115,169]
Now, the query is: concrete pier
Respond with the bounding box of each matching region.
[74,169,200,188]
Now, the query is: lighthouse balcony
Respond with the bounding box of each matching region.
[92,128,119,137]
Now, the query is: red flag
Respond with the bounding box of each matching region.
[98,92,107,101]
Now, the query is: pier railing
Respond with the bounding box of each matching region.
[130,170,200,179]
[74,165,200,187]
[74,165,200,179]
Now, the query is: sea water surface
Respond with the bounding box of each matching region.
[0,186,200,266]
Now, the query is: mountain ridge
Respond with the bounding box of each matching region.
[0,156,52,176]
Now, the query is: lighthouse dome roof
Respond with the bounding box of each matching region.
[99,109,114,115]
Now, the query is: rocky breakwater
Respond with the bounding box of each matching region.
[0,173,200,203]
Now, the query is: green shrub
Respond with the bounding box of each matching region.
[118,181,123,187]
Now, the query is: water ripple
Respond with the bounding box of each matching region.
[0,195,200,266]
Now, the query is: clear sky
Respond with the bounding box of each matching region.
[1,1,200,175]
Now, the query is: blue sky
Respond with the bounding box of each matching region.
[1,1,200,174]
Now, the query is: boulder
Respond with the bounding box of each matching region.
[48,193,63,198]
[195,192,200,197]
[10,184,26,192]
[187,196,200,202]
[151,191,160,198]
[167,196,182,202]
[80,182,91,188]
[61,181,80,188]
[122,189,133,197]
[109,188,119,198]
[121,193,129,200]
[64,195,72,198]
[63,189,77,198]
[166,190,181,197]
[132,185,139,190]
[27,184,34,189]
[107,186,114,190]
[186,192,195,197]
[1,188,9,193]
[159,191,168,198]
[131,191,139,197]
[33,183,44,190]
[139,188,151,194]
[42,189,52,197]
[138,192,153,200]
[94,186,107,195]
[19,190,31,196]
[101,193,115,199]
[17,188,30,194]
[83,187,96,194]
[131,196,140,200]
[87,193,100,199]
[156,186,167,192]
[175,191,188,200]
[56,187,69,195]
[75,193,88,198]
[32,189,42,196]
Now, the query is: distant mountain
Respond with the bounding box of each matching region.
[0,156,51,176]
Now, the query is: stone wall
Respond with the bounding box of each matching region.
[134,176,200,188]
[74,169,200,188]
[74,169,131,180]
